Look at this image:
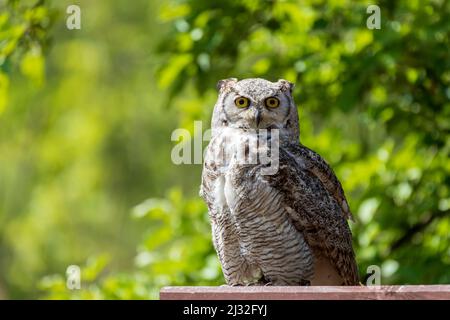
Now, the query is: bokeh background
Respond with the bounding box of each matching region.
[0,0,448,299]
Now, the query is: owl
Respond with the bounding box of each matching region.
[200,78,359,286]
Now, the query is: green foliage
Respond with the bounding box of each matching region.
[0,0,448,299]
[39,188,221,299]
[0,0,55,112]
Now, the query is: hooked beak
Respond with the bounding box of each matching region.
[255,109,262,128]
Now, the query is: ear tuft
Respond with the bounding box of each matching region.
[216,78,238,92]
[277,79,294,93]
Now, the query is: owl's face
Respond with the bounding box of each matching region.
[212,78,299,140]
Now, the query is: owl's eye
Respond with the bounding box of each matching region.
[234,97,250,108]
[264,97,280,108]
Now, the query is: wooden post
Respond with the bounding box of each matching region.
[160,285,450,300]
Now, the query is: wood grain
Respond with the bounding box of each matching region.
[160,285,450,300]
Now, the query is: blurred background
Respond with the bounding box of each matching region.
[0,0,448,299]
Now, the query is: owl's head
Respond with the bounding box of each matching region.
[211,78,299,141]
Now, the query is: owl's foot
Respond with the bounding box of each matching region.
[223,283,243,287]
[244,281,265,287]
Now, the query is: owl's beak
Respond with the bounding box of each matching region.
[255,109,262,127]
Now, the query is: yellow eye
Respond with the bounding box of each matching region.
[265,97,280,108]
[234,97,250,108]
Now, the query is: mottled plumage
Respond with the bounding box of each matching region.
[200,78,359,286]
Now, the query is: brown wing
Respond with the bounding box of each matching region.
[265,145,359,285]
[292,143,354,221]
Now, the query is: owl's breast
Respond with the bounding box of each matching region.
[202,135,314,284]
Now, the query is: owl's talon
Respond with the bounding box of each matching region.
[245,282,260,286]
[228,283,242,287]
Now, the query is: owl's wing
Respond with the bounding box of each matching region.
[265,145,359,285]
[292,144,354,221]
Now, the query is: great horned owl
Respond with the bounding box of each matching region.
[200,78,359,286]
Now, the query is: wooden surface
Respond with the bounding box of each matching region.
[160,285,450,300]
